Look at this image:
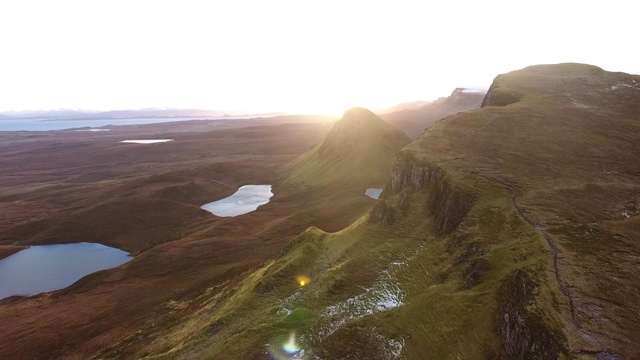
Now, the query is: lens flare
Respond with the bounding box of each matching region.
[266,331,304,359]
[282,332,300,354]
[296,275,310,287]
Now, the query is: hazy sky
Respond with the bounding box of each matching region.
[1,1,638,114]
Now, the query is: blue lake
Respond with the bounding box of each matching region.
[201,185,273,217]
[0,242,132,299]
[365,188,383,200]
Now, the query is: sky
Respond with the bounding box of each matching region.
[1,0,638,114]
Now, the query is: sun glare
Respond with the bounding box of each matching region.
[282,332,301,355]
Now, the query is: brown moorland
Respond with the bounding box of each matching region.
[0,111,407,359]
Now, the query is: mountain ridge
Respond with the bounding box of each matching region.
[381,87,485,139]
[148,63,640,359]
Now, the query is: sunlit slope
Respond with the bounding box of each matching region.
[111,64,640,359]
[283,107,411,187]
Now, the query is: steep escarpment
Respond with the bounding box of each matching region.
[371,145,568,359]
[497,270,565,359]
[396,63,640,358]
[370,151,474,236]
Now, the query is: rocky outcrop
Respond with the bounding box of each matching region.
[280,226,327,255]
[497,269,566,359]
[381,151,474,235]
[369,200,397,225]
[481,77,524,107]
[462,258,491,289]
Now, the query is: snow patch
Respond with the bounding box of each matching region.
[309,248,425,342]
[610,83,638,91]
[572,101,590,109]
[369,331,404,359]
[388,338,404,358]
[277,290,303,317]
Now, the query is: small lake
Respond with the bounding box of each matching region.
[121,139,174,144]
[365,188,383,200]
[0,242,132,300]
[201,185,273,217]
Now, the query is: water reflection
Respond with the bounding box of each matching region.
[201,185,273,217]
[0,242,132,299]
[365,188,383,200]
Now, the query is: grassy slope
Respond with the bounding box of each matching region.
[135,185,555,359]
[282,107,411,188]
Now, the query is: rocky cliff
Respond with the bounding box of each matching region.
[370,151,474,236]
[373,63,640,358]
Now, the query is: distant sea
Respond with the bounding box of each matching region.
[0,116,250,132]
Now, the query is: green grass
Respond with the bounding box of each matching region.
[282,107,410,187]
[137,182,566,359]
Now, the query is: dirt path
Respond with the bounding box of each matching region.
[511,196,579,327]
[509,195,624,358]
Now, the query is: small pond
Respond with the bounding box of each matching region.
[365,188,383,200]
[120,139,174,144]
[0,242,132,300]
[201,185,273,217]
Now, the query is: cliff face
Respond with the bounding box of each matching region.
[384,63,640,359]
[480,79,523,107]
[372,147,567,359]
[496,270,565,360]
[368,63,640,359]
[371,151,474,236]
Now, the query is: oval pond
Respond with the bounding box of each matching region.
[365,188,383,200]
[201,185,273,217]
[0,242,132,300]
